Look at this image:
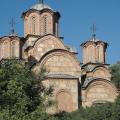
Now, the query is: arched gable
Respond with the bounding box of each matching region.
[92,66,111,80]
[82,78,118,107]
[32,35,67,60]
[32,49,81,77]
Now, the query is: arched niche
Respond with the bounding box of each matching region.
[32,36,66,60]
[55,89,73,112]
[92,67,111,80]
[32,49,81,77]
[83,79,118,107]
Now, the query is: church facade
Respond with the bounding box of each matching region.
[0,0,119,114]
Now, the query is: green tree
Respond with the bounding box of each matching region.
[0,58,57,120]
[110,61,120,89]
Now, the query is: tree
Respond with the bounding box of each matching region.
[0,58,57,120]
[109,61,120,89]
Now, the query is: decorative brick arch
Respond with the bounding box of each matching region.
[32,35,67,60]
[55,89,73,112]
[41,12,53,35]
[92,67,111,80]
[29,13,39,35]
[33,49,81,72]
[33,35,66,51]
[83,79,118,106]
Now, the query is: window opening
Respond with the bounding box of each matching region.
[12,42,15,56]
[98,47,100,62]
[90,48,92,61]
[5,43,8,57]
[44,17,47,34]
[32,17,36,35]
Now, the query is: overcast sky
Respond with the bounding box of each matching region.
[0,0,120,65]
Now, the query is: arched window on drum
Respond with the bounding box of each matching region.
[5,42,8,58]
[12,42,15,56]
[97,47,100,62]
[44,17,47,35]
[32,17,36,35]
[89,47,93,62]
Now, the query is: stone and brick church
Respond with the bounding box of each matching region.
[0,0,119,113]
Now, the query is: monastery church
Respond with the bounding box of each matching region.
[0,0,119,113]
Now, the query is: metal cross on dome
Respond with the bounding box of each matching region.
[90,23,97,33]
[39,0,43,4]
[9,17,16,28]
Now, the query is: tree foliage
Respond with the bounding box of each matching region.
[0,58,57,120]
[54,94,120,120]
[110,61,120,89]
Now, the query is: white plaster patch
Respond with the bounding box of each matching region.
[52,45,54,48]
[41,53,44,56]
[38,48,42,51]
[40,44,44,47]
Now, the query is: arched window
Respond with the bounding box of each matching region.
[44,17,47,34]
[90,47,92,61]
[97,47,100,62]
[89,47,92,61]
[5,43,8,57]
[32,17,36,35]
[12,42,15,56]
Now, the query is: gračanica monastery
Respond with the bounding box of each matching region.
[0,0,119,114]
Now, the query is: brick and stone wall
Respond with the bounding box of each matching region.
[81,79,118,107]
[42,78,78,114]
[1,37,20,59]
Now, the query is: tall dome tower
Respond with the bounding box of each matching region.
[81,24,108,64]
[22,0,61,37]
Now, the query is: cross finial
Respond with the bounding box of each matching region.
[90,23,97,34]
[39,0,43,4]
[9,17,16,28]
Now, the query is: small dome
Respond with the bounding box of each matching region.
[30,4,53,11]
[6,28,20,37]
[66,45,77,53]
[87,37,101,42]
[87,33,101,42]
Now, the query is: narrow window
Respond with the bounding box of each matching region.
[89,47,92,61]
[90,48,92,61]
[32,17,36,35]
[44,17,47,34]
[5,43,8,57]
[98,47,100,62]
[12,42,15,56]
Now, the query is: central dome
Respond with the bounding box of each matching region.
[30,3,53,11]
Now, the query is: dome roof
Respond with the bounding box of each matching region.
[30,3,53,11]
[6,28,20,37]
[87,37,101,42]
[87,33,101,42]
[66,45,77,53]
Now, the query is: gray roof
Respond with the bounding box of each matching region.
[30,3,53,11]
[66,45,77,53]
[82,77,112,88]
[6,28,20,37]
[83,65,111,73]
[92,100,108,104]
[87,33,101,42]
[87,37,101,42]
[47,74,78,79]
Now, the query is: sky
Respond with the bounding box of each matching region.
[0,0,120,65]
